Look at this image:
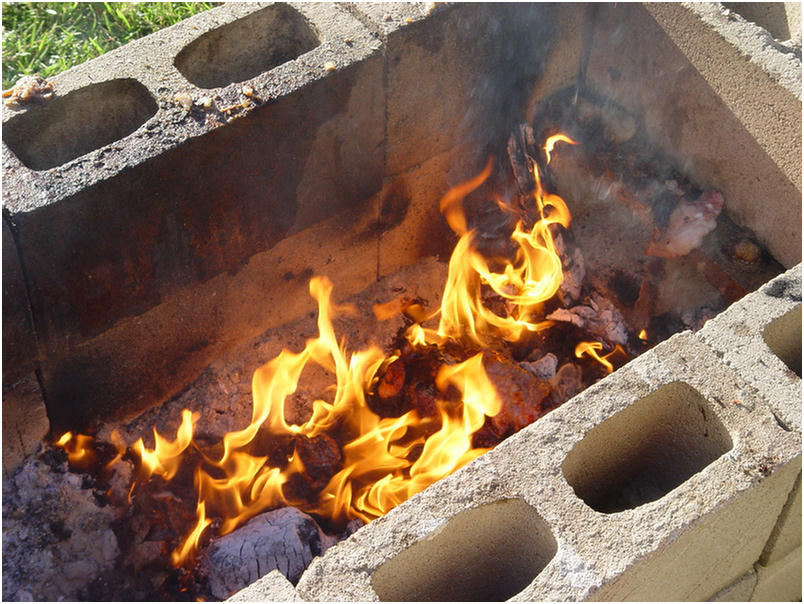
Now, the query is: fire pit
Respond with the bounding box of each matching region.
[2,2,801,602]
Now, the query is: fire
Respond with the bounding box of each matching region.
[54,431,97,471]
[575,341,626,373]
[113,132,606,565]
[417,135,574,348]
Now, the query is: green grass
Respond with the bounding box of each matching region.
[2,2,217,89]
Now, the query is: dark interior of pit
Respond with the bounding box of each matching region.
[2,79,785,603]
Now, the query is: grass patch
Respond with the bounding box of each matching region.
[2,2,217,89]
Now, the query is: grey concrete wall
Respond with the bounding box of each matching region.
[3,3,570,438]
[585,3,801,269]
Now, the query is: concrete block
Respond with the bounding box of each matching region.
[751,546,802,602]
[723,3,801,43]
[295,331,800,601]
[760,473,802,566]
[227,569,302,602]
[525,3,590,123]
[36,193,380,430]
[377,141,478,279]
[2,217,38,385]
[586,3,801,268]
[374,3,565,176]
[2,3,386,430]
[2,373,49,478]
[697,265,802,433]
[2,217,49,476]
[709,570,757,602]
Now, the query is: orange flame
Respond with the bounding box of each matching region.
[414,135,575,347]
[54,432,97,471]
[575,341,625,374]
[127,133,587,565]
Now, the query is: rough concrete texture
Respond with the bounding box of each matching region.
[289,332,800,601]
[709,570,757,602]
[586,3,801,268]
[2,217,50,474]
[2,2,385,432]
[1,373,48,478]
[697,265,802,433]
[751,546,802,601]
[228,570,302,602]
[759,472,802,566]
[723,2,803,44]
[366,3,567,177]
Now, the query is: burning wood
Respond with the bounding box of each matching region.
[201,507,337,600]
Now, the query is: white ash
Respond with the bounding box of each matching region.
[549,363,584,403]
[554,232,586,306]
[521,353,559,380]
[201,507,337,600]
[2,455,119,601]
[546,293,629,347]
[646,191,725,258]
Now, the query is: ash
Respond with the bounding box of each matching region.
[3,451,118,601]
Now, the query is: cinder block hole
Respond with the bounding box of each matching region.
[2,79,157,171]
[562,381,733,514]
[763,305,802,378]
[174,4,320,89]
[370,499,557,601]
[722,3,793,41]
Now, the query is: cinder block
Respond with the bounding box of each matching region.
[2,373,49,478]
[377,141,478,279]
[227,569,302,602]
[2,3,385,430]
[295,331,800,601]
[3,218,49,476]
[697,266,802,433]
[367,3,568,176]
[760,473,802,566]
[751,546,802,602]
[709,570,757,602]
[586,3,801,268]
[723,3,800,42]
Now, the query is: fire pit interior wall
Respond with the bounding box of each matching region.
[1,1,801,601]
[2,2,570,467]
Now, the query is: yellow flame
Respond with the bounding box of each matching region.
[415,136,574,348]
[128,132,589,566]
[54,431,97,471]
[575,341,625,374]
[638,329,648,342]
[544,133,577,164]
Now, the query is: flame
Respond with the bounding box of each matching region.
[638,329,648,342]
[125,132,590,565]
[54,432,97,471]
[133,409,197,480]
[415,135,574,347]
[575,341,626,374]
